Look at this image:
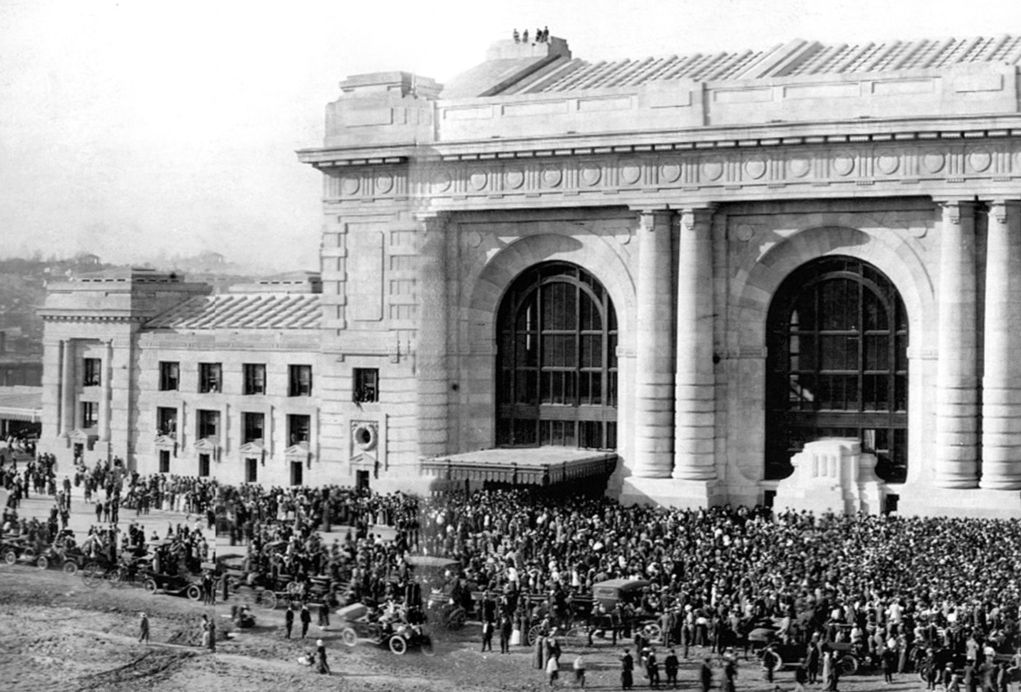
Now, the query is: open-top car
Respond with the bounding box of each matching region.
[337,603,434,655]
[2,536,39,567]
[143,570,202,600]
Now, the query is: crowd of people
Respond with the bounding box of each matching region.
[6,449,1021,687]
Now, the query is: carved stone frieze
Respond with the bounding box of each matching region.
[321,138,1021,208]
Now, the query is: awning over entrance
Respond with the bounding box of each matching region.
[421,447,617,486]
[0,386,42,423]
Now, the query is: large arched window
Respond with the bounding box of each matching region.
[766,256,908,482]
[496,262,618,450]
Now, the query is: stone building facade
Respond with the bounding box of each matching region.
[39,35,1021,515]
[38,271,331,488]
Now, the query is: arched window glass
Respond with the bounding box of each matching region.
[496,262,618,450]
[766,256,908,482]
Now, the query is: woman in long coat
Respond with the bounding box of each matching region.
[534,633,546,670]
[621,649,634,690]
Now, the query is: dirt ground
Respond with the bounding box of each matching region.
[1,494,928,692]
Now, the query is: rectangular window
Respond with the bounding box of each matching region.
[199,362,222,393]
[243,363,266,395]
[81,401,98,428]
[83,358,101,387]
[198,454,210,477]
[287,414,310,445]
[245,458,258,483]
[159,449,171,474]
[159,361,180,391]
[242,412,264,444]
[156,407,178,436]
[197,409,220,439]
[353,368,378,403]
[289,364,313,397]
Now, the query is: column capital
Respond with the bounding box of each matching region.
[677,206,717,230]
[935,199,979,224]
[635,208,673,232]
[988,200,1021,224]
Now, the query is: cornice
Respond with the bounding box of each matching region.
[299,115,1021,168]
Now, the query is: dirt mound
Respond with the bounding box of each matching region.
[76,649,196,690]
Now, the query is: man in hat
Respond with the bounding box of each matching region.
[621,649,635,690]
[138,612,150,643]
[646,646,661,689]
[284,603,295,639]
[300,602,312,639]
[664,649,679,689]
[700,658,713,692]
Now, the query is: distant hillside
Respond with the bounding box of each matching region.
[0,256,116,342]
[0,254,303,355]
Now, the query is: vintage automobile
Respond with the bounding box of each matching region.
[337,603,434,655]
[407,555,466,631]
[2,537,39,567]
[35,543,87,575]
[587,578,662,641]
[143,570,203,600]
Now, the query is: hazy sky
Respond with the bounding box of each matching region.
[3,0,1021,271]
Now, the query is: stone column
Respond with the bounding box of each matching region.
[981,200,1021,489]
[933,201,980,488]
[673,207,717,481]
[415,212,450,460]
[99,340,112,441]
[632,209,675,478]
[60,339,75,434]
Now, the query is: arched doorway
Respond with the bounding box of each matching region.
[496,262,618,450]
[765,256,908,482]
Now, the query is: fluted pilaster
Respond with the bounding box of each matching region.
[98,340,112,441]
[60,339,74,435]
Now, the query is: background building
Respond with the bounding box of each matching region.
[40,35,1021,516]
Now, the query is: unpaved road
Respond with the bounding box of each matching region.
[0,561,932,692]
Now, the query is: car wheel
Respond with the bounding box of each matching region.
[643,623,662,642]
[3,550,16,565]
[186,584,202,601]
[36,555,49,570]
[81,562,101,588]
[260,589,278,610]
[389,634,408,655]
[839,654,859,676]
[527,625,541,647]
[109,568,125,589]
[62,560,78,575]
[143,578,158,594]
[341,627,357,647]
[446,606,466,631]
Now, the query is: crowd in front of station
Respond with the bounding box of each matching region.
[4,451,1021,689]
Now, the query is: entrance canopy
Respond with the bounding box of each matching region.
[0,386,42,423]
[421,447,616,486]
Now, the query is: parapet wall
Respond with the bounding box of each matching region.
[321,62,1020,150]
